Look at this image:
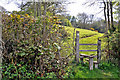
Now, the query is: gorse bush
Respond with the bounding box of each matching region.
[2,11,70,79]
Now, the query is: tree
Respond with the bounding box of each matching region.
[77,13,88,29]
[77,13,89,29]
[89,14,94,23]
[71,16,77,27]
[90,19,106,33]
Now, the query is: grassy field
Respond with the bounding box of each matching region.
[65,62,119,78]
[61,26,105,57]
[60,26,119,78]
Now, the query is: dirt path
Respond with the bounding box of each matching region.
[80,34,97,39]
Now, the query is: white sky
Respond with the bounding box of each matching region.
[0,0,104,19]
[66,0,104,19]
[0,0,20,11]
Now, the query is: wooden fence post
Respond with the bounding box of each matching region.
[89,57,93,70]
[75,31,79,63]
[97,38,101,63]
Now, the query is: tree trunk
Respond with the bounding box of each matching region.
[43,3,47,16]
[0,9,3,80]
[42,2,47,46]
[107,2,110,31]
[37,1,42,17]
[103,0,107,32]
[107,1,110,62]
[37,2,39,17]
[118,17,120,69]
[43,2,47,35]
[110,1,115,33]
[39,2,41,16]
[34,0,36,18]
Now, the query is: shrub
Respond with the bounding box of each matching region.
[2,11,70,79]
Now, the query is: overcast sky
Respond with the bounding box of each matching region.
[66,0,104,19]
[0,0,104,19]
[0,0,20,11]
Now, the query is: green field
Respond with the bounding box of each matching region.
[61,26,105,57]
[66,62,119,78]
[60,26,119,78]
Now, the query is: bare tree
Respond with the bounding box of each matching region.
[110,1,115,32]
[103,0,107,32]
[77,13,88,29]
[107,2,110,32]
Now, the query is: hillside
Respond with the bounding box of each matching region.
[61,27,119,78]
[60,26,105,57]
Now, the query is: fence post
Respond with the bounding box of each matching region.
[89,57,93,70]
[75,31,79,63]
[97,38,101,63]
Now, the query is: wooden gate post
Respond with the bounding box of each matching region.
[89,57,93,70]
[97,38,101,63]
[75,31,79,63]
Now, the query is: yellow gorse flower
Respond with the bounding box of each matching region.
[90,28,95,31]
[10,14,13,18]
[17,15,20,19]
[25,14,30,17]
[20,18,24,22]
